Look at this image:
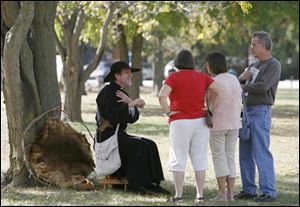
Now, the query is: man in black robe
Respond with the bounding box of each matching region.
[95,61,169,195]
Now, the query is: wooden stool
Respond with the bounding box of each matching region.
[98,175,128,192]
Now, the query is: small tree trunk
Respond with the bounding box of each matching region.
[62,75,83,122]
[129,32,143,99]
[60,8,85,122]
[61,52,84,122]
[117,24,129,63]
[57,2,121,122]
[116,23,131,95]
[153,36,164,96]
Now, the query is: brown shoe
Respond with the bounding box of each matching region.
[74,179,96,191]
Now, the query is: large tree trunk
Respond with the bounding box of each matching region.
[1,1,60,187]
[32,2,61,116]
[153,36,164,96]
[129,32,143,99]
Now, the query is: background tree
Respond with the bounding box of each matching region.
[1,1,61,186]
[113,7,143,99]
[55,1,122,121]
[139,1,248,95]
[112,2,153,99]
[146,2,190,96]
[191,1,299,78]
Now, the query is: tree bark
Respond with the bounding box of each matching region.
[129,32,143,99]
[31,2,61,117]
[2,1,34,187]
[153,36,164,96]
[1,1,60,187]
[117,24,129,63]
[56,7,85,121]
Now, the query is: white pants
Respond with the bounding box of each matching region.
[209,130,238,178]
[169,118,210,172]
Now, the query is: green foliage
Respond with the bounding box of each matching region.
[192,1,299,78]
[237,1,253,14]
[154,11,189,38]
[54,1,298,79]
[55,1,109,47]
[113,2,190,41]
[80,2,108,46]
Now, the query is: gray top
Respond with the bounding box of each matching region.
[241,58,281,106]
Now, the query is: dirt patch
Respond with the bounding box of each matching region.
[28,117,95,187]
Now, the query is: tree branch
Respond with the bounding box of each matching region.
[81,1,121,83]
[113,1,138,16]
[72,7,86,47]
[54,30,66,63]
[3,1,34,88]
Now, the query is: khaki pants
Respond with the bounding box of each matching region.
[209,130,238,178]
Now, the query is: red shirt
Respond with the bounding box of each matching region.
[164,70,214,123]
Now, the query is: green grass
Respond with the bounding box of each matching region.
[1,88,299,206]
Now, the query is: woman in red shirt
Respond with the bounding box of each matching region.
[158,50,220,202]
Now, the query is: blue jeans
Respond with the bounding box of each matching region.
[239,105,277,198]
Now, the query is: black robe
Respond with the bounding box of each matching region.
[95,82,165,188]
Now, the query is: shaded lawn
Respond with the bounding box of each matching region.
[1,88,299,205]
[1,174,298,206]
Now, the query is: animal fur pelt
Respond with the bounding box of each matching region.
[28,117,95,188]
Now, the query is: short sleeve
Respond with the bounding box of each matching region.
[164,74,175,89]
[205,73,214,88]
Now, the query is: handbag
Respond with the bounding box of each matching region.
[94,124,121,177]
[205,95,213,128]
[239,93,250,140]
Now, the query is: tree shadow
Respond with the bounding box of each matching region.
[272,105,299,119]
[140,106,164,117]
[1,175,299,205]
[81,108,97,115]
[126,123,169,138]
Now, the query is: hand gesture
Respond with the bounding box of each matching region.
[132,98,146,109]
[116,90,132,104]
[116,90,145,108]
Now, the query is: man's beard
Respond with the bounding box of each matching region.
[126,79,132,86]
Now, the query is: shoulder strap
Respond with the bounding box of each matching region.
[205,93,212,114]
[96,106,100,125]
[241,93,248,121]
[114,124,120,135]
